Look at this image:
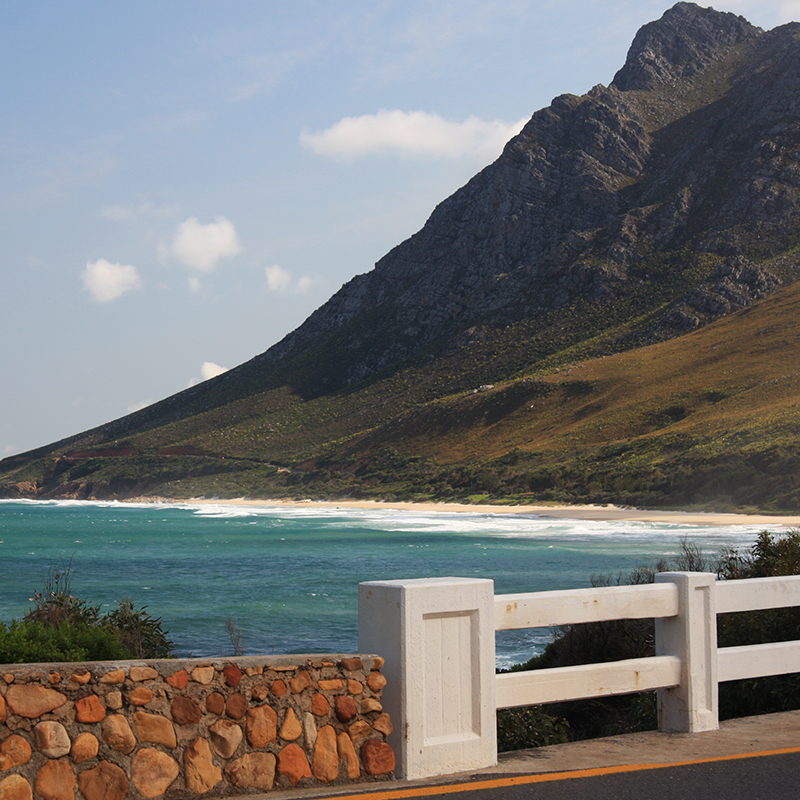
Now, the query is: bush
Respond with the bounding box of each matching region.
[496,706,570,752]
[100,598,174,660]
[0,620,131,664]
[716,531,800,718]
[0,562,175,664]
[25,563,99,628]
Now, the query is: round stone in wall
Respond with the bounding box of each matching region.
[131,748,180,799]
[0,774,33,800]
[33,721,71,758]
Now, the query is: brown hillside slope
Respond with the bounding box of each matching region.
[322,280,800,509]
[354,282,800,461]
[1,280,798,508]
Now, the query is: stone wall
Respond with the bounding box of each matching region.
[0,654,394,799]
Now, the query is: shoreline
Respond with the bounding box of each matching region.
[134,496,800,527]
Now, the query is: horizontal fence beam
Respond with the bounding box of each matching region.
[495,655,681,708]
[716,575,800,614]
[495,582,679,630]
[718,640,800,682]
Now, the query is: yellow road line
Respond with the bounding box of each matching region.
[323,746,800,800]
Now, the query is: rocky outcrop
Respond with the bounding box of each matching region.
[0,482,38,499]
[648,256,783,338]
[611,2,760,91]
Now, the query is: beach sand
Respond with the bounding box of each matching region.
[164,496,800,527]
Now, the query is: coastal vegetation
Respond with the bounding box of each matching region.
[0,564,174,664]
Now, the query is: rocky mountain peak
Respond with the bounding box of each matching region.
[612,2,761,91]
[250,4,794,397]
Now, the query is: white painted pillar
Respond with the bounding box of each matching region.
[358,577,497,779]
[654,572,719,732]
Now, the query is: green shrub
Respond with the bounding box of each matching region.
[0,620,131,664]
[101,598,174,660]
[0,562,175,664]
[25,563,100,628]
[715,531,800,718]
[496,706,570,752]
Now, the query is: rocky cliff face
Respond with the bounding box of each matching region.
[612,2,759,90]
[244,2,800,394]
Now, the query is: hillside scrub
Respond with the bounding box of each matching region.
[496,532,800,750]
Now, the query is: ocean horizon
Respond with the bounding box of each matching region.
[0,499,779,668]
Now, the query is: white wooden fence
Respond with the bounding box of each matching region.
[359,573,800,779]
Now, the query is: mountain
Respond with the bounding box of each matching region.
[4,2,800,511]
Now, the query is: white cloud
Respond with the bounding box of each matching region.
[171,216,241,271]
[300,110,527,161]
[201,361,229,380]
[295,275,314,294]
[188,361,230,388]
[127,400,151,414]
[81,258,142,302]
[2,444,18,457]
[265,264,313,293]
[265,264,292,292]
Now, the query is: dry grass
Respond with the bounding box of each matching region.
[343,279,800,472]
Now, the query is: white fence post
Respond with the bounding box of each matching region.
[654,572,719,732]
[358,577,496,779]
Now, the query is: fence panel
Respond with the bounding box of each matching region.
[495,582,679,630]
[496,655,681,708]
[360,571,800,782]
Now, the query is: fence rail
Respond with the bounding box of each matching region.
[495,655,681,708]
[359,572,800,780]
[716,575,800,612]
[718,640,800,681]
[494,582,679,629]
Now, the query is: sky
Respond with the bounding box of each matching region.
[2,0,799,458]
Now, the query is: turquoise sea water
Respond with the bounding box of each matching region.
[0,500,776,668]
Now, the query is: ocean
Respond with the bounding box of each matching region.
[0,499,776,668]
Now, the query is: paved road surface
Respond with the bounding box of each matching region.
[344,749,800,800]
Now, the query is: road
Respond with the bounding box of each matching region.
[294,749,800,800]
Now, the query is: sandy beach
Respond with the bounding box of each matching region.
[163,496,800,527]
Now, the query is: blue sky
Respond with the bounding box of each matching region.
[2,1,797,457]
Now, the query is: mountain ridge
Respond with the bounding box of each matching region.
[4,3,800,511]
